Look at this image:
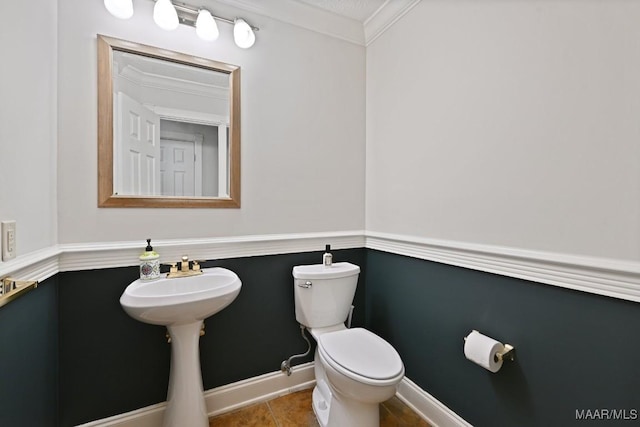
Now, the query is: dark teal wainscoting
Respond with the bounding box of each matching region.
[8,247,635,427]
[365,249,640,427]
[0,276,58,427]
[58,248,366,426]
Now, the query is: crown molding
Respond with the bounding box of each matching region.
[212,0,420,46]
[118,65,229,101]
[364,0,421,46]
[215,0,365,45]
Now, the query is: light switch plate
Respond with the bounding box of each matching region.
[2,221,16,261]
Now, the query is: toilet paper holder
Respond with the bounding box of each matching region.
[464,330,515,363]
[495,343,515,363]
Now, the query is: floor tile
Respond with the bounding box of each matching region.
[209,402,277,427]
[209,387,430,427]
[382,396,431,427]
[268,389,321,427]
[380,403,403,427]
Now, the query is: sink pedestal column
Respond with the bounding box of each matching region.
[164,321,208,427]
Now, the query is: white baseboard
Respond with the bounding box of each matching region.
[77,363,470,427]
[205,362,315,417]
[397,377,472,427]
[77,362,315,427]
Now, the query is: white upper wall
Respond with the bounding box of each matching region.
[366,0,640,261]
[57,0,365,243]
[0,0,57,256]
[6,0,637,264]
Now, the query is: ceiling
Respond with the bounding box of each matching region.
[216,0,420,46]
[294,0,387,23]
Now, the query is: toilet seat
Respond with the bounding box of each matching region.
[318,328,404,386]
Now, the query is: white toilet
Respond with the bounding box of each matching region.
[293,262,405,427]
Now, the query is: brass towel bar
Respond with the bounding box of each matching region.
[0,277,39,309]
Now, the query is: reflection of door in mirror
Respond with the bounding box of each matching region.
[114,92,161,196]
[112,49,230,198]
[159,121,221,197]
[160,130,198,197]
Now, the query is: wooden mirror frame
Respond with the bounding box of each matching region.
[97,35,241,208]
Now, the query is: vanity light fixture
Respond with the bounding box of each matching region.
[104,0,258,48]
[153,0,179,31]
[233,18,255,49]
[195,9,219,41]
[104,0,133,20]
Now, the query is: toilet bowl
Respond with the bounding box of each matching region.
[292,262,404,427]
[314,327,404,426]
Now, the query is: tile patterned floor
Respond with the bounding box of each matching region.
[209,388,431,426]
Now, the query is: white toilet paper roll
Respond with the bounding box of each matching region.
[464,330,504,373]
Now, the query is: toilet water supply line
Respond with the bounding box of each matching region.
[280,305,354,376]
[281,324,311,376]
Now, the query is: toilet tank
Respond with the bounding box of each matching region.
[293,262,360,328]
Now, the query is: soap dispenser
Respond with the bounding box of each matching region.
[323,244,333,267]
[140,239,160,281]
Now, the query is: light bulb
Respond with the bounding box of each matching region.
[104,0,133,20]
[153,0,179,31]
[233,18,255,49]
[196,10,219,41]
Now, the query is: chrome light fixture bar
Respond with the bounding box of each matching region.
[104,0,259,48]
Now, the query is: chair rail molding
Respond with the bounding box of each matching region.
[0,246,60,284]
[57,231,365,271]
[366,231,640,303]
[1,230,638,303]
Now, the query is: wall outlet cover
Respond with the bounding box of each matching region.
[2,221,16,261]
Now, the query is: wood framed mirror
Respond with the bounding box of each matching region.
[97,35,240,208]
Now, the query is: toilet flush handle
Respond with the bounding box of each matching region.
[298,281,312,288]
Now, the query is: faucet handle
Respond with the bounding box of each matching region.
[164,256,204,278]
[180,256,190,271]
[162,262,178,274]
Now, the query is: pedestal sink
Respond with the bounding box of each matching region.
[120,267,241,427]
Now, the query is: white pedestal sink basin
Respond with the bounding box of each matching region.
[120,267,241,427]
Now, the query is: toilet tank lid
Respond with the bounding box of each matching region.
[292,262,360,279]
